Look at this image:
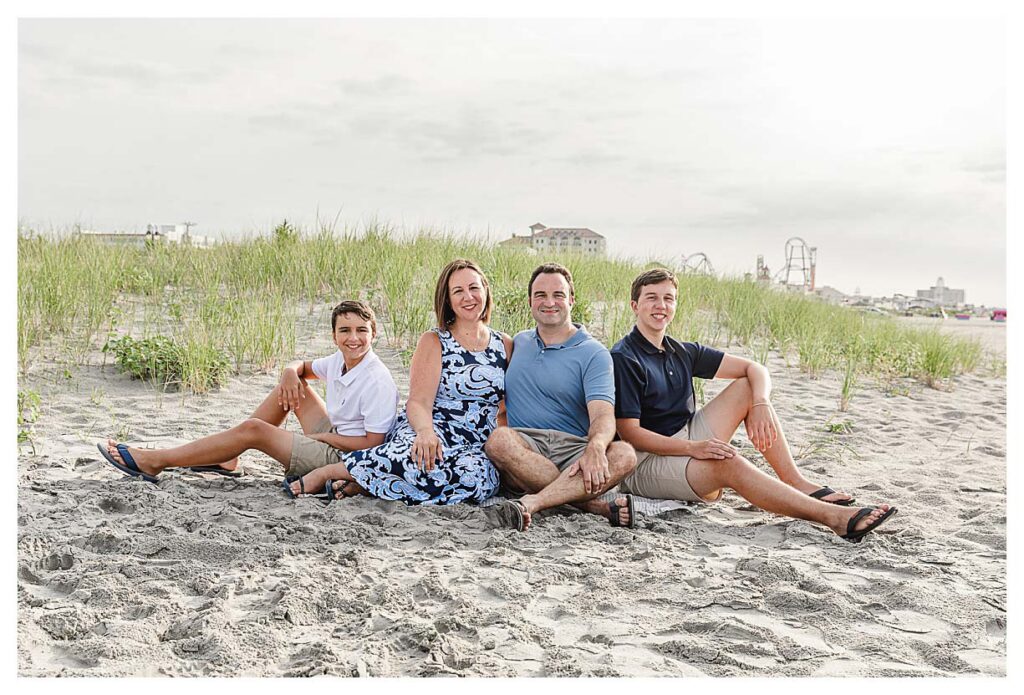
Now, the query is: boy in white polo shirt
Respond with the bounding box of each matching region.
[97,300,400,485]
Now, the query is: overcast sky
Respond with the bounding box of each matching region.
[18,17,1005,305]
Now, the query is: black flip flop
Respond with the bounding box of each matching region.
[609,494,636,529]
[809,486,856,506]
[841,506,898,543]
[96,443,159,484]
[181,465,244,478]
[495,499,528,531]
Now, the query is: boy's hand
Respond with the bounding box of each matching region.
[279,369,305,411]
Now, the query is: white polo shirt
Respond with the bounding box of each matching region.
[310,349,399,435]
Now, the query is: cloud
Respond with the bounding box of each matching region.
[336,75,414,97]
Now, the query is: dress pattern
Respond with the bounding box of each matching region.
[343,328,506,505]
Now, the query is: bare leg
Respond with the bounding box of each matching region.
[205,381,331,471]
[685,454,890,536]
[485,428,637,529]
[699,377,853,504]
[106,418,295,477]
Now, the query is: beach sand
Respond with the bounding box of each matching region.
[17,307,1006,676]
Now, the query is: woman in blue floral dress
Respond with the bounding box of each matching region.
[291,259,511,505]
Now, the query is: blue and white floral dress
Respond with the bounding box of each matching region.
[343,328,506,505]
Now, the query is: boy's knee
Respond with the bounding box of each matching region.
[732,376,752,400]
[238,417,270,439]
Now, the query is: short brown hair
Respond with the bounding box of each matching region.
[434,259,494,328]
[528,262,575,298]
[331,300,377,336]
[630,268,678,302]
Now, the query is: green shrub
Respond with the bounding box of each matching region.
[103,334,230,392]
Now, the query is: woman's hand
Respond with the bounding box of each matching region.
[746,401,780,452]
[411,429,444,472]
[689,438,736,460]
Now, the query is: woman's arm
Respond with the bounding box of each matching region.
[406,331,444,471]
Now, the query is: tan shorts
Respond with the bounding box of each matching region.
[619,408,723,503]
[513,428,591,472]
[288,416,343,477]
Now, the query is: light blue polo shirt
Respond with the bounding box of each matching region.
[505,324,615,438]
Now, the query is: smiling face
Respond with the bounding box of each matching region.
[448,267,488,324]
[530,272,575,329]
[631,279,677,334]
[332,312,375,363]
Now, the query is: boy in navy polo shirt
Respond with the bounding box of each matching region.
[611,268,897,542]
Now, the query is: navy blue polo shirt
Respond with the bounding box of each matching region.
[610,326,724,437]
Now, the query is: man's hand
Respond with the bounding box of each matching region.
[278,368,305,412]
[746,402,780,452]
[410,429,444,472]
[689,438,736,460]
[567,442,610,494]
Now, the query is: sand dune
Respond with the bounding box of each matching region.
[17,309,1005,676]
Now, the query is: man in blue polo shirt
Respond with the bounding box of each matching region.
[611,268,897,542]
[484,263,637,532]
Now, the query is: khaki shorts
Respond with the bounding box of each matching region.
[288,416,343,477]
[619,408,723,503]
[513,427,591,472]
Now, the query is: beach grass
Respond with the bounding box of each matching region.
[18,224,986,395]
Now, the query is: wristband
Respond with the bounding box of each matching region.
[751,401,772,408]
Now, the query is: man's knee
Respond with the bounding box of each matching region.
[484,427,519,466]
[607,441,637,475]
[731,376,752,401]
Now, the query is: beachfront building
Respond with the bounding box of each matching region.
[499,223,607,256]
[813,285,850,305]
[78,223,216,248]
[916,277,965,307]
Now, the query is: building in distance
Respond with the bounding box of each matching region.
[499,223,606,256]
[916,277,965,308]
[77,223,216,248]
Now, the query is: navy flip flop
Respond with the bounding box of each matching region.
[96,443,159,484]
[609,494,636,528]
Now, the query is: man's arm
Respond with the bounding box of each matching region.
[616,418,735,460]
[713,353,778,451]
[570,400,616,494]
[715,353,770,402]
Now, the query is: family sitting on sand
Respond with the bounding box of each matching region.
[98,260,897,543]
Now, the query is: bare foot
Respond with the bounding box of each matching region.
[289,467,331,497]
[796,481,854,505]
[106,439,162,477]
[609,496,632,526]
[330,480,366,500]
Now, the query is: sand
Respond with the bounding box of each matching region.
[17,306,1006,676]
